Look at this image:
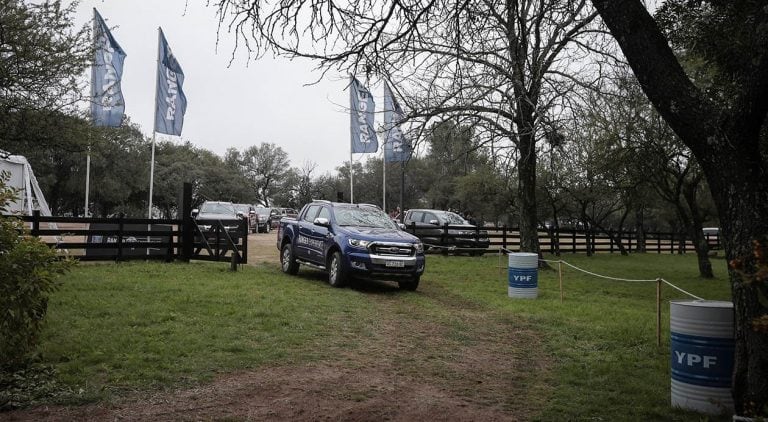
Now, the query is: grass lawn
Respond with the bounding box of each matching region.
[28,252,732,420]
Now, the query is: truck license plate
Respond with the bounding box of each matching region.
[385,260,405,268]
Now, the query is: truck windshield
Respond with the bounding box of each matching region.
[441,212,468,225]
[233,204,250,214]
[201,203,235,215]
[335,207,396,229]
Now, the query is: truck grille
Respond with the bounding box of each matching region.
[370,243,413,256]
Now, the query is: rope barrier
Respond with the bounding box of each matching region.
[660,279,705,301]
[498,249,709,347]
[498,248,705,301]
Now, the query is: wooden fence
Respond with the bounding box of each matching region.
[21,211,248,267]
[406,223,721,254]
[17,183,248,269]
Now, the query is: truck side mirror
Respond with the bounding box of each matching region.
[429,219,439,225]
[191,209,199,217]
[313,217,330,227]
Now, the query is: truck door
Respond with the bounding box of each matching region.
[305,206,331,265]
[296,205,321,260]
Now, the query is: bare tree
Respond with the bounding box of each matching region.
[213,0,611,257]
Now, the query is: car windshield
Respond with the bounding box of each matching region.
[200,202,235,215]
[335,207,396,229]
[441,211,468,225]
[254,207,271,216]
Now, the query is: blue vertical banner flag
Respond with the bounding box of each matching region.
[350,76,378,153]
[155,28,187,136]
[90,9,126,127]
[383,82,412,162]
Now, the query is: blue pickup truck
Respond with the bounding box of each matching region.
[276,200,426,290]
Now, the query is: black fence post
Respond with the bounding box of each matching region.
[240,217,248,265]
[502,225,507,251]
[657,233,662,254]
[181,182,193,262]
[572,230,577,254]
[670,232,675,254]
[609,229,614,254]
[442,223,448,246]
[31,210,40,236]
[117,215,124,261]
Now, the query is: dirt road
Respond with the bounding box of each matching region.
[3,233,540,421]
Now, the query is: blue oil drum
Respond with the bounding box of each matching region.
[670,300,734,414]
[508,252,538,299]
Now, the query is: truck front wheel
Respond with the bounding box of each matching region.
[327,251,347,288]
[281,242,299,275]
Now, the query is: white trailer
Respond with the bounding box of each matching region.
[0,151,53,216]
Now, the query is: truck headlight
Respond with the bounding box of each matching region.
[348,238,372,249]
[414,242,424,253]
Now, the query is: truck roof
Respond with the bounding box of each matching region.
[308,200,381,210]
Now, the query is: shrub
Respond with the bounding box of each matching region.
[0,174,74,370]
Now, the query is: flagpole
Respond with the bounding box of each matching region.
[148,28,161,219]
[85,146,91,217]
[383,142,386,212]
[85,9,97,218]
[400,160,405,223]
[349,74,354,204]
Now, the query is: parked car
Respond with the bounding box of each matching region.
[191,201,243,243]
[254,206,272,233]
[402,209,490,255]
[269,207,298,228]
[233,203,258,233]
[277,201,425,290]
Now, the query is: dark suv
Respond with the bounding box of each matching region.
[191,201,244,243]
[402,209,490,255]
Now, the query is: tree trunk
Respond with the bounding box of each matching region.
[704,155,768,416]
[682,181,714,278]
[592,0,768,414]
[516,118,541,257]
[635,206,646,253]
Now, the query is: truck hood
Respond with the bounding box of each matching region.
[196,213,240,221]
[340,226,421,243]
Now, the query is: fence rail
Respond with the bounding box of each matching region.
[405,222,720,254]
[18,183,248,270]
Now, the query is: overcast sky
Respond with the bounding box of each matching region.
[73,0,373,174]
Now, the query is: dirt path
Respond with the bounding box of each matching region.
[3,233,546,421]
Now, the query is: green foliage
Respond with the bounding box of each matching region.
[0,176,74,370]
[0,364,77,410]
[0,0,90,148]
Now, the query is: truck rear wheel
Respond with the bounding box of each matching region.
[327,251,347,288]
[281,242,299,275]
[398,275,420,291]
